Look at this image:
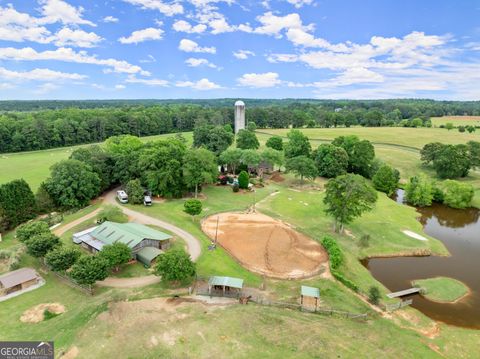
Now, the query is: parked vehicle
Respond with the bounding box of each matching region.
[116,190,128,204]
[144,195,152,206]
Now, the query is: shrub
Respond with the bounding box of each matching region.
[25,233,61,258]
[405,175,433,207]
[321,236,343,270]
[368,286,381,305]
[442,180,475,209]
[16,221,50,243]
[238,171,249,189]
[155,248,196,283]
[332,270,359,292]
[184,199,202,219]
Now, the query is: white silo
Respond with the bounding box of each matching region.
[234,100,245,134]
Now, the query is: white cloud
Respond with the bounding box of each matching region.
[53,27,103,47]
[178,39,216,53]
[140,54,157,63]
[0,47,150,75]
[185,57,217,68]
[126,75,169,86]
[286,0,313,8]
[115,84,126,90]
[103,16,119,23]
[0,5,52,43]
[119,27,164,44]
[0,67,86,82]
[233,50,255,60]
[253,12,309,37]
[122,0,183,16]
[38,0,95,26]
[172,20,206,33]
[34,82,59,94]
[237,72,282,88]
[176,78,221,90]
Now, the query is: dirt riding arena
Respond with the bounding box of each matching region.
[202,212,328,279]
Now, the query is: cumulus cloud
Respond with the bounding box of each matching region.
[233,50,255,59]
[178,39,216,53]
[237,72,282,88]
[38,0,96,26]
[172,20,207,33]
[53,27,103,47]
[286,0,313,8]
[103,16,119,23]
[122,0,183,16]
[0,47,150,76]
[176,78,221,90]
[0,66,86,82]
[185,57,217,68]
[119,27,164,44]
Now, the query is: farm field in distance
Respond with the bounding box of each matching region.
[431,116,480,127]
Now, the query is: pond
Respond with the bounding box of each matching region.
[362,189,480,328]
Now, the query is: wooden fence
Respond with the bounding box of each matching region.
[41,262,93,295]
[385,299,413,312]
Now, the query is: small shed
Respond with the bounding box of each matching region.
[208,276,244,297]
[301,285,320,308]
[136,246,162,266]
[0,268,41,296]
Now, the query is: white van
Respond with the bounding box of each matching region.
[116,190,128,204]
[144,195,152,206]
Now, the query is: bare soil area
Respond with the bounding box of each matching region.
[20,303,65,323]
[202,212,328,279]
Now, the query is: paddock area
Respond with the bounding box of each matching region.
[202,212,328,279]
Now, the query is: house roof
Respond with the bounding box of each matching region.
[0,268,39,289]
[301,285,320,298]
[136,246,163,265]
[208,276,244,289]
[89,221,171,249]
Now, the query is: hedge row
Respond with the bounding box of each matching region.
[331,270,359,292]
[321,236,343,270]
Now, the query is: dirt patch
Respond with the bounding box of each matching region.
[202,212,329,279]
[59,346,79,359]
[270,172,285,182]
[20,303,65,323]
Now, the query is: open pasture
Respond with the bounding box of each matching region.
[431,116,480,127]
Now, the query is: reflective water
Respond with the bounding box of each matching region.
[363,190,480,328]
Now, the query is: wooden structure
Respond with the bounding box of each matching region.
[73,221,171,265]
[301,285,320,309]
[208,276,244,298]
[387,287,421,299]
[0,268,41,296]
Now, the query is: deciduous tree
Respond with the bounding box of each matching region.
[45,247,81,272]
[313,144,348,178]
[285,156,317,183]
[70,256,109,286]
[236,129,260,150]
[284,129,311,158]
[372,165,400,196]
[183,148,218,198]
[99,242,132,272]
[155,249,196,283]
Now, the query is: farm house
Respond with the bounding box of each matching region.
[73,221,172,265]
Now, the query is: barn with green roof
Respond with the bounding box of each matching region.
[73,221,172,265]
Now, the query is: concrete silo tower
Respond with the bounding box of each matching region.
[234,100,246,134]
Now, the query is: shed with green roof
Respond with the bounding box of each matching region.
[301,285,320,308]
[208,276,244,297]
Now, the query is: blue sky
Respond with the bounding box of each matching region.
[0,0,479,100]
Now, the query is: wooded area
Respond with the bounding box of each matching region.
[1,99,480,154]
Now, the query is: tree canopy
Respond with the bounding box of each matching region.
[324,174,378,233]
[236,129,260,150]
[99,242,132,272]
[285,156,317,183]
[183,148,218,197]
[284,129,311,158]
[70,255,109,286]
[0,179,36,231]
[372,165,400,196]
[313,144,349,178]
[155,248,196,283]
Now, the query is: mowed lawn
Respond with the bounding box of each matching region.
[431,116,480,127]
[0,132,193,191]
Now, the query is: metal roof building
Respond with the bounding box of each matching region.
[0,268,41,296]
[73,221,172,265]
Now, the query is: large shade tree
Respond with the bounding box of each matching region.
[155,248,196,283]
[324,174,378,233]
[0,179,36,230]
[183,148,218,198]
[284,129,311,158]
[219,148,243,174]
[236,129,260,150]
[285,156,317,183]
[44,159,101,209]
[313,144,349,178]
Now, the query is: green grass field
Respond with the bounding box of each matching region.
[431,116,480,127]
[0,132,193,192]
[413,277,469,303]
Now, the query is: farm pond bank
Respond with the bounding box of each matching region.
[363,190,480,328]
